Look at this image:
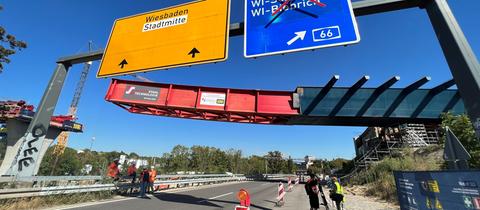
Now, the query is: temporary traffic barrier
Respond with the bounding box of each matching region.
[295,177,300,185]
[235,189,250,210]
[276,182,286,206]
[287,177,293,192]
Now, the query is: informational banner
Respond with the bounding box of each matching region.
[97,0,231,78]
[394,170,480,210]
[244,0,360,57]
[200,92,226,106]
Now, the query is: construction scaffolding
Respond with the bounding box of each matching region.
[353,123,441,169]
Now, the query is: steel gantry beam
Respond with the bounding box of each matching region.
[106,77,465,126]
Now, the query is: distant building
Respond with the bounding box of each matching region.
[304,156,315,170]
[295,155,316,174]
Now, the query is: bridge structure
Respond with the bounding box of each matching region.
[2,0,479,179]
[0,101,83,176]
[105,76,464,126]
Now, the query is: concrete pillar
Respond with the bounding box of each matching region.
[0,118,61,176]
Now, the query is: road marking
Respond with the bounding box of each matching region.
[198,192,233,203]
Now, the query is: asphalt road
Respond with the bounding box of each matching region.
[68,181,280,210]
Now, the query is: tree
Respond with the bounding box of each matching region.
[40,147,82,175]
[246,155,266,175]
[266,151,284,174]
[285,156,295,174]
[0,5,27,73]
[170,145,190,172]
[441,113,480,168]
[226,148,242,173]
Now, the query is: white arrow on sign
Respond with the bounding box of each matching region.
[287,31,307,46]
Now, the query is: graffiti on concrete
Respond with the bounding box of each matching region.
[17,125,45,171]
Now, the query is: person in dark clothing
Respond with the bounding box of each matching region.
[139,168,150,198]
[305,173,320,210]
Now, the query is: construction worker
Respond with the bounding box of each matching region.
[148,166,157,193]
[139,168,150,198]
[329,176,344,210]
[304,173,320,210]
[127,162,137,183]
[126,162,137,194]
[106,159,120,181]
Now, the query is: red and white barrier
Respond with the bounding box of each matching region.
[295,177,300,185]
[287,177,293,192]
[276,182,286,205]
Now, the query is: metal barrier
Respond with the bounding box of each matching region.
[0,176,103,183]
[0,184,115,199]
[0,174,247,200]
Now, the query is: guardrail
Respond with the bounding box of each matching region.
[264,174,296,181]
[0,174,247,200]
[0,176,103,183]
[0,184,115,199]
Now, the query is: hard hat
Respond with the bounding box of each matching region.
[150,166,154,169]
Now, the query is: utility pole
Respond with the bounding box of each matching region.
[89,137,95,151]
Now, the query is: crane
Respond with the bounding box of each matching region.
[52,42,93,156]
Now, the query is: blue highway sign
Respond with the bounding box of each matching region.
[244,0,361,58]
[394,170,480,210]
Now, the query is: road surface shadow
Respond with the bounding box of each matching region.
[153,193,223,208]
[263,199,277,204]
[208,199,273,210]
[152,193,273,210]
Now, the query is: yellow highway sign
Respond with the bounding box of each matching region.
[97,0,230,78]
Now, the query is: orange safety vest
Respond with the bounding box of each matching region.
[127,165,136,176]
[107,163,119,178]
[149,169,157,183]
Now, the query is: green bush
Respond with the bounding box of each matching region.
[350,146,443,202]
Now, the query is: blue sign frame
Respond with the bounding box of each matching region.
[244,0,361,58]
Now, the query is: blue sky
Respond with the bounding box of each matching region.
[0,0,479,159]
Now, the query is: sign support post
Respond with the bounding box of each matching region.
[425,0,480,140]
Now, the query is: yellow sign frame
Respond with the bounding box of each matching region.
[97,0,230,78]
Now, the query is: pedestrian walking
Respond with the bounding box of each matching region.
[305,173,320,210]
[139,168,150,198]
[329,176,345,210]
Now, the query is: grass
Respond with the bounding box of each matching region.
[349,145,444,202]
[0,191,114,210]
